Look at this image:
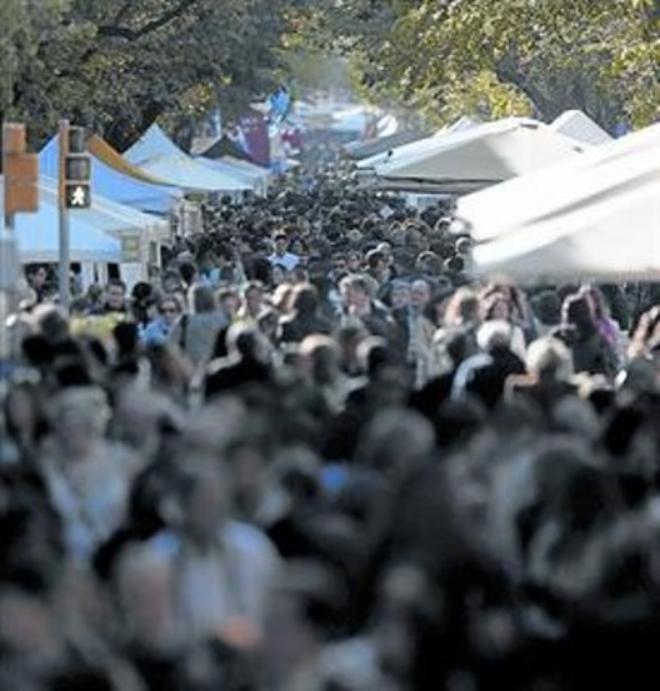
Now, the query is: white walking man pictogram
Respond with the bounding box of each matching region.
[71,186,87,207]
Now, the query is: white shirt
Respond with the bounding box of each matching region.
[269,252,300,271]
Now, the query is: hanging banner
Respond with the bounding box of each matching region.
[237,110,271,167]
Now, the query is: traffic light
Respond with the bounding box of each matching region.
[2,123,39,215]
[64,126,91,209]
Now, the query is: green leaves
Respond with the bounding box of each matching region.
[2,0,288,149]
[296,0,658,131]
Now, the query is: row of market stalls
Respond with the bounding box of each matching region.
[463,122,660,283]
[348,109,659,284]
[8,124,272,288]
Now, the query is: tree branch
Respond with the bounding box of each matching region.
[97,0,201,41]
[113,0,135,27]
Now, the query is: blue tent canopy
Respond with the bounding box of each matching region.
[40,136,181,215]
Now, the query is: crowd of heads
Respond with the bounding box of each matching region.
[4,142,660,689]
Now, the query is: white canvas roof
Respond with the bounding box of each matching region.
[374,117,587,189]
[550,110,613,146]
[2,176,167,264]
[355,118,473,171]
[125,125,252,193]
[467,123,660,283]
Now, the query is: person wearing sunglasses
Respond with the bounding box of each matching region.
[141,296,183,347]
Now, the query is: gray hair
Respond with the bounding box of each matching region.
[477,320,512,352]
[526,337,573,379]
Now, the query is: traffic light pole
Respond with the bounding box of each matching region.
[0,214,16,367]
[2,128,17,366]
[58,120,70,311]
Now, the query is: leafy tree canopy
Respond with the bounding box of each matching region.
[1,0,288,149]
[290,0,659,131]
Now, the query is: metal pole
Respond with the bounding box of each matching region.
[1,124,18,367]
[0,213,16,366]
[58,120,70,311]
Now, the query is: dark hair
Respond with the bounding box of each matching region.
[292,283,319,315]
[531,290,561,326]
[562,293,596,334]
[366,249,385,271]
[179,262,197,286]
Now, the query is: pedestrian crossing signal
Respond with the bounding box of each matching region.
[65,184,91,208]
[63,126,91,209]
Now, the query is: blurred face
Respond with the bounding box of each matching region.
[491,299,510,321]
[391,285,411,310]
[163,275,182,293]
[182,462,229,544]
[342,283,369,311]
[380,243,393,263]
[274,237,288,255]
[106,285,126,310]
[55,405,108,455]
[221,294,240,318]
[332,256,347,274]
[411,281,431,310]
[31,267,47,288]
[230,444,268,514]
[245,288,263,315]
[160,300,181,327]
[347,253,361,272]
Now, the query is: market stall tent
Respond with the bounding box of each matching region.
[465,123,660,283]
[344,130,429,161]
[3,176,170,288]
[2,177,120,264]
[373,117,587,193]
[550,110,613,146]
[458,122,659,243]
[39,135,181,215]
[124,124,252,193]
[196,156,269,196]
[356,116,479,171]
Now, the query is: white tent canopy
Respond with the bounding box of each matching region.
[357,134,437,171]
[458,122,659,243]
[196,156,268,196]
[550,110,613,146]
[356,117,477,171]
[125,125,252,193]
[467,123,660,283]
[2,178,119,264]
[373,117,587,191]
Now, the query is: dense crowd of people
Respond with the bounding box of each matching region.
[3,143,660,690]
